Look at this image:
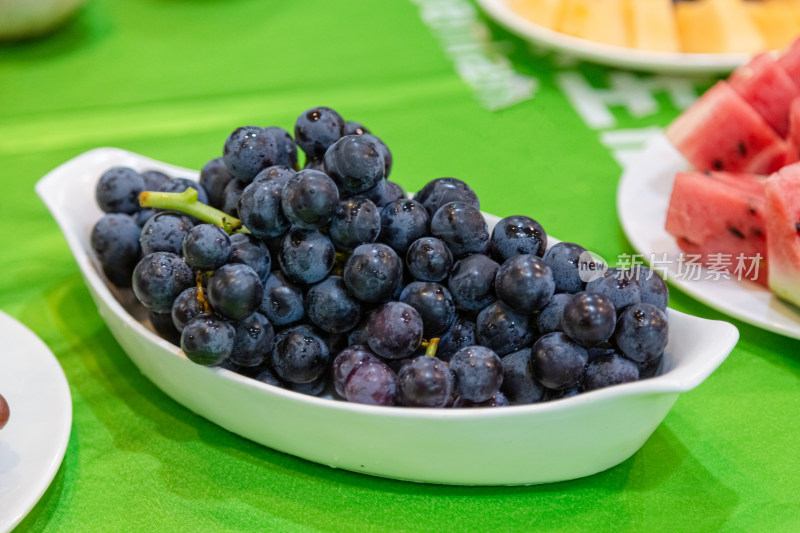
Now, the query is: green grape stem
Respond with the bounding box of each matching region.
[138,188,250,235]
[422,338,440,357]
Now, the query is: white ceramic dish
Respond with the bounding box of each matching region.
[617,132,800,340]
[476,0,750,74]
[37,147,738,486]
[0,311,72,533]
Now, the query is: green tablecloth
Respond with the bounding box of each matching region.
[1,1,798,531]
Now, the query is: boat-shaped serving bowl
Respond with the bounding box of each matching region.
[36,147,739,486]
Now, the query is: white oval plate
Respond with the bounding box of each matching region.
[0,311,72,533]
[37,147,738,486]
[617,132,800,339]
[476,0,750,74]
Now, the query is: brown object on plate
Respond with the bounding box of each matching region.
[0,393,9,429]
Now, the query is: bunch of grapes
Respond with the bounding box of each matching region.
[90,106,670,408]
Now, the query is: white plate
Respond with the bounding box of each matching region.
[37,147,738,486]
[618,132,800,339]
[476,0,750,74]
[0,311,72,532]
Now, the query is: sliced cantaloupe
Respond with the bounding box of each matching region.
[557,0,629,48]
[746,0,800,51]
[505,0,564,30]
[625,0,680,53]
[675,0,766,54]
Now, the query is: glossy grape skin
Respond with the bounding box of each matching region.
[259,271,305,326]
[364,179,403,208]
[132,252,194,313]
[342,243,403,303]
[238,179,291,239]
[530,332,589,390]
[223,126,285,184]
[271,325,330,384]
[182,224,231,270]
[542,384,581,402]
[280,169,340,229]
[453,392,510,408]
[638,355,663,379]
[148,310,181,345]
[366,301,423,359]
[323,134,385,195]
[543,242,587,294]
[379,199,429,254]
[91,213,142,287]
[447,253,499,311]
[361,133,393,178]
[252,165,296,187]
[536,293,573,335]
[586,269,642,312]
[180,314,236,366]
[332,345,380,397]
[228,233,271,283]
[489,215,547,262]
[406,237,453,283]
[344,121,370,136]
[415,177,479,217]
[207,263,264,321]
[449,345,504,403]
[140,170,170,191]
[399,281,456,338]
[397,356,454,408]
[500,348,544,405]
[229,312,274,367]
[294,106,344,162]
[159,177,209,206]
[430,201,489,258]
[436,314,476,362]
[140,212,194,256]
[96,166,145,214]
[171,287,206,332]
[278,228,336,285]
[287,372,328,397]
[264,126,299,170]
[199,157,234,209]
[583,353,639,391]
[344,360,397,406]
[633,265,669,311]
[329,197,381,251]
[305,276,362,333]
[476,301,534,356]
[561,292,617,347]
[614,303,669,363]
[252,367,285,388]
[495,254,555,314]
[221,178,246,218]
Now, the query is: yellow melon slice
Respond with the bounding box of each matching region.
[557,0,629,48]
[626,0,680,53]
[506,0,564,30]
[675,0,766,54]
[746,0,800,51]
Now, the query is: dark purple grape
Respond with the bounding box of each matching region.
[344,360,397,406]
[271,324,330,383]
[96,167,145,214]
[223,126,285,184]
[638,355,663,379]
[280,169,340,229]
[159,177,209,205]
[229,312,274,367]
[449,345,503,402]
[259,271,305,326]
[207,263,264,320]
[614,303,669,363]
[453,392,509,408]
[278,228,336,285]
[148,310,180,344]
[140,212,194,256]
[583,353,639,391]
[132,252,194,313]
[379,199,429,254]
[171,287,206,332]
[344,121,370,136]
[140,170,170,191]
[536,293,573,335]
[238,179,291,239]
[182,224,231,270]
[228,233,271,283]
[295,106,344,162]
[476,301,533,356]
[489,215,547,262]
[363,179,403,207]
[415,177,479,217]
[91,213,141,287]
[366,301,423,359]
[633,265,669,311]
[543,242,587,294]
[181,314,236,366]
[495,254,555,314]
[221,177,246,217]
[447,253,499,311]
[252,367,285,388]
[397,356,454,408]
[305,276,362,333]
[199,157,233,209]
[361,133,392,178]
[430,201,489,258]
[332,345,380,397]
[287,372,328,397]
[436,314,476,362]
[500,348,545,405]
[264,126,298,170]
[586,268,642,312]
[530,332,589,390]
[329,197,381,251]
[561,292,616,347]
[343,243,403,303]
[323,134,385,195]
[252,165,296,187]
[399,281,456,338]
[406,237,453,282]
[542,384,581,402]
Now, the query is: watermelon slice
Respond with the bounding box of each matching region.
[765,163,800,304]
[665,171,768,284]
[778,37,800,87]
[665,81,788,175]
[729,52,800,137]
[784,97,800,166]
